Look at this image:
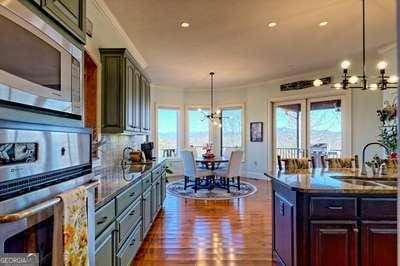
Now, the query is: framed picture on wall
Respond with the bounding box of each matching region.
[250,122,263,142]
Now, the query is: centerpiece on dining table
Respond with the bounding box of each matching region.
[202,143,215,159]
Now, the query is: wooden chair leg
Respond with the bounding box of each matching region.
[237,176,241,190]
[194,178,199,193]
[227,178,230,193]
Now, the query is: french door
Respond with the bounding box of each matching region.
[273,96,347,167]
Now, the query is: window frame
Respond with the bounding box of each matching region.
[155,104,183,158]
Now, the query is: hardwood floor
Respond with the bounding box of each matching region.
[133,177,274,266]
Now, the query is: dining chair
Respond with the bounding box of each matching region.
[214,150,243,193]
[181,150,213,192]
[320,155,359,169]
[277,155,316,171]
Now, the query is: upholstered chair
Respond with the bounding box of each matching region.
[181,150,213,192]
[214,150,243,192]
[321,155,359,169]
[277,155,316,171]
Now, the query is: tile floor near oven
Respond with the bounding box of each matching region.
[133,177,273,266]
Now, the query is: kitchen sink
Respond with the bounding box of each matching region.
[373,180,398,187]
[338,179,380,186]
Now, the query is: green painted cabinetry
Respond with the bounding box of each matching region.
[95,162,166,266]
[41,0,86,43]
[100,48,151,134]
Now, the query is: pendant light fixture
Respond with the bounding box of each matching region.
[313,0,398,91]
[198,72,224,127]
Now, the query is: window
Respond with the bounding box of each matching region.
[157,108,180,158]
[220,107,243,158]
[187,108,210,155]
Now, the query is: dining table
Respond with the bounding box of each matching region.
[196,156,229,171]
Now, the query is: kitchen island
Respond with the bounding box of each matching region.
[93,159,167,266]
[265,169,397,266]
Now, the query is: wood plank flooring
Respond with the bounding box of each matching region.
[133,177,274,266]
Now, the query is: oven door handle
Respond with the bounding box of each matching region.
[0,181,99,223]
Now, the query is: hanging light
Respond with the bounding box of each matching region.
[313,0,397,91]
[199,72,226,126]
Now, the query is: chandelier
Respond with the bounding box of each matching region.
[198,72,224,127]
[313,0,398,91]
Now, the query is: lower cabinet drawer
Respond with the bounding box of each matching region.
[142,173,152,191]
[116,197,142,248]
[117,221,142,266]
[116,181,142,216]
[95,222,116,266]
[360,198,396,220]
[310,197,357,219]
[96,199,116,237]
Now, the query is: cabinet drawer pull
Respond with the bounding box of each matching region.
[353,228,359,233]
[328,206,343,210]
[145,180,150,184]
[129,210,136,216]
[129,192,136,197]
[279,201,285,216]
[130,239,136,246]
[96,216,108,225]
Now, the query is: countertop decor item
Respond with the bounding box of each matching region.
[312,0,398,91]
[377,103,397,153]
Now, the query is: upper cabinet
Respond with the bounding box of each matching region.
[41,0,86,43]
[100,48,151,134]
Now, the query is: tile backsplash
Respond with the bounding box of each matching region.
[94,134,147,168]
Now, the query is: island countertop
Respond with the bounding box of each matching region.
[265,168,397,194]
[93,159,166,208]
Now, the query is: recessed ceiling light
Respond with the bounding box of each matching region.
[319,21,328,27]
[268,22,277,28]
[180,21,190,28]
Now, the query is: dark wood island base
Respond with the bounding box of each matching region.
[267,169,397,266]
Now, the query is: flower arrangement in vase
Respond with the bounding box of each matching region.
[202,143,215,159]
[377,103,397,158]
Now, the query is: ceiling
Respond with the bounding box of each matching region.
[104,0,396,89]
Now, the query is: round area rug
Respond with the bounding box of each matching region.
[167,179,257,200]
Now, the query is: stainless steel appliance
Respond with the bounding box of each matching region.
[0,1,83,118]
[0,121,96,265]
[141,142,155,161]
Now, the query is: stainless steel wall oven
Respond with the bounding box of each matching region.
[0,121,96,265]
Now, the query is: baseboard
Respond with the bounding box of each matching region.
[240,171,269,180]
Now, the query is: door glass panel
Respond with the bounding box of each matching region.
[275,104,303,158]
[309,100,342,162]
[157,108,179,158]
[0,15,61,90]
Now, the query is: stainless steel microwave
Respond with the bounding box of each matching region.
[0,1,83,117]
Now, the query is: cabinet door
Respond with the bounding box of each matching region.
[273,193,294,266]
[310,222,358,266]
[151,183,157,220]
[95,223,115,266]
[142,189,152,236]
[42,0,86,42]
[133,69,142,131]
[361,222,397,266]
[161,172,166,203]
[156,178,162,211]
[125,59,135,132]
[140,77,151,133]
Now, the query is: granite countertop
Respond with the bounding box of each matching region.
[93,159,165,208]
[265,168,397,194]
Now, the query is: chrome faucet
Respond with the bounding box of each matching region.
[361,142,389,175]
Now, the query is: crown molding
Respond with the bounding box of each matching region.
[90,0,147,69]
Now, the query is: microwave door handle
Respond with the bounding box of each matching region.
[0,180,99,224]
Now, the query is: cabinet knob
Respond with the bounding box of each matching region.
[96,216,108,225]
[279,201,285,216]
[353,228,359,233]
[130,239,136,246]
[129,192,136,197]
[129,210,136,216]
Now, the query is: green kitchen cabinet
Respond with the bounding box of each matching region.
[142,188,152,237]
[100,48,151,134]
[140,77,151,133]
[42,0,86,43]
[95,222,116,266]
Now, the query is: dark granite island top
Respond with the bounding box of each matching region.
[93,159,166,208]
[265,168,397,194]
